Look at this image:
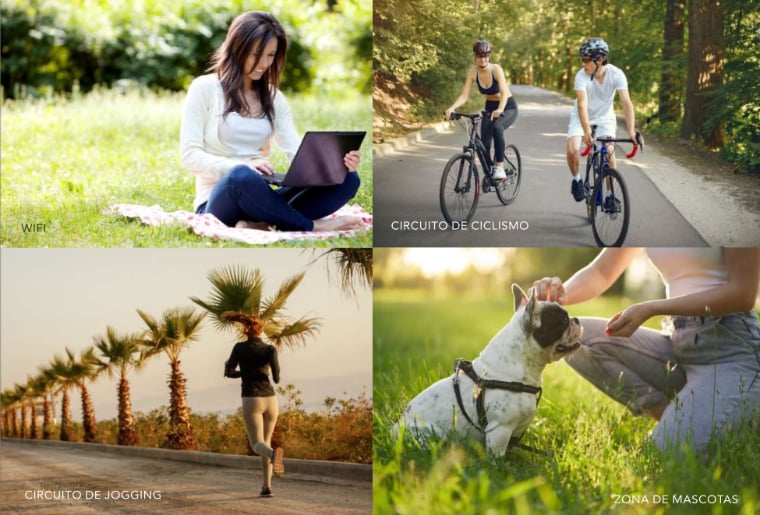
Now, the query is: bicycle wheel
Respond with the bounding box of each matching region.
[590,167,630,247]
[440,152,479,224]
[495,144,521,205]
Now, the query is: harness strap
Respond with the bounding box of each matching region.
[452,358,542,436]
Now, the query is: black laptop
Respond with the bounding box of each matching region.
[263,131,366,187]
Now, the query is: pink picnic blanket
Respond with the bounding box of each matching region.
[108,204,372,244]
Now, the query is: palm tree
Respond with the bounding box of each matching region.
[1,389,16,437]
[14,383,29,438]
[190,265,321,350]
[93,327,146,446]
[3,388,23,438]
[34,368,58,440]
[310,248,373,299]
[23,376,41,440]
[49,354,74,441]
[74,347,100,443]
[137,306,205,450]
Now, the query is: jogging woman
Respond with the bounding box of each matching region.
[223,311,285,497]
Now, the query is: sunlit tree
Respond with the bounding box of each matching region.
[93,327,146,446]
[190,265,321,350]
[138,307,205,450]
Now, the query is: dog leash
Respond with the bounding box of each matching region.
[452,358,543,448]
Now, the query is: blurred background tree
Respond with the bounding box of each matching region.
[1,0,371,98]
[374,248,663,302]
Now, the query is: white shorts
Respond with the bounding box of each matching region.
[567,108,616,139]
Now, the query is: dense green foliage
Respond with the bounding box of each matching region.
[1,0,371,98]
[374,0,760,172]
[373,291,760,514]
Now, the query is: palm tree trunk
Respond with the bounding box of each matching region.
[11,408,19,438]
[43,394,54,440]
[166,360,195,450]
[29,402,38,439]
[117,376,138,446]
[20,404,28,439]
[59,390,73,441]
[79,382,97,443]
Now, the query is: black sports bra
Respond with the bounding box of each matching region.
[476,67,500,95]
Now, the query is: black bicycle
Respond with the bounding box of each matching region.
[439,112,522,224]
[580,126,643,247]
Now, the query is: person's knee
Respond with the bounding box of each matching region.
[344,170,361,195]
[228,165,267,187]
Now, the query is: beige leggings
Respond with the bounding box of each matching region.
[241,396,279,487]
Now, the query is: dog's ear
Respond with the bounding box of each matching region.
[512,283,528,312]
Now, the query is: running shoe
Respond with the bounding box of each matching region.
[571,179,585,202]
[604,195,622,213]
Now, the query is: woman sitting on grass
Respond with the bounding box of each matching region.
[180,11,362,232]
[222,311,285,498]
[531,248,760,457]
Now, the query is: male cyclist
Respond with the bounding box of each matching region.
[567,38,636,210]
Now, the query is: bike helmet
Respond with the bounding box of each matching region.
[473,40,492,56]
[578,37,609,62]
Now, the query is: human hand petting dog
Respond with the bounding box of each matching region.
[531,277,568,305]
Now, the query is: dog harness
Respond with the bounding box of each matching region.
[452,358,542,445]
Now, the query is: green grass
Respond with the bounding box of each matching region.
[0,88,372,247]
[373,290,760,515]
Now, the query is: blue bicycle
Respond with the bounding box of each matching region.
[439,112,522,224]
[580,126,643,246]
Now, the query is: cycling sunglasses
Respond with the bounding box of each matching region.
[581,56,594,63]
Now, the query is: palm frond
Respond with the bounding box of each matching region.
[260,272,306,321]
[191,265,264,331]
[267,316,322,350]
[310,248,373,299]
[92,326,144,379]
[139,306,206,361]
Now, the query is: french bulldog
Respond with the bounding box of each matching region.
[394,284,582,456]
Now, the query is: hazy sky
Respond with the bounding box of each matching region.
[1,249,372,420]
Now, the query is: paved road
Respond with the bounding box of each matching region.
[374,85,712,247]
[0,441,371,514]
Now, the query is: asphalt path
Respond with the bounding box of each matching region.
[373,85,709,247]
[0,441,371,514]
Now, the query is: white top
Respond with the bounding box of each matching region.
[573,63,628,124]
[646,248,728,299]
[180,74,301,210]
[217,112,273,157]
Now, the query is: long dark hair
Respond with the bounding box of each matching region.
[209,11,287,126]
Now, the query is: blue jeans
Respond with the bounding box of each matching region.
[197,165,360,231]
[566,312,760,454]
[480,106,518,163]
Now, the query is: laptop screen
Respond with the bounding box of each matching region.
[282,131,366,187]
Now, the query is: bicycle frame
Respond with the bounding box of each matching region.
[462,115,492,173]
[449,114,492,194]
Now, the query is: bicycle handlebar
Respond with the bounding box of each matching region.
[581,131,644,159]
[446,112,482,122]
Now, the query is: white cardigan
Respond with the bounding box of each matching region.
[180,74,301,210]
